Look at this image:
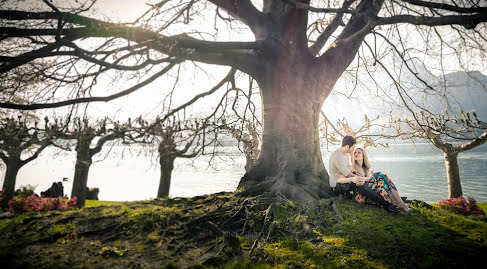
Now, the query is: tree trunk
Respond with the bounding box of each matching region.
[444,151,462,198]
[157,156,175,198]
[239,63,333,202]
[71,144,92,208]
[1,158,21,208]
[237,1,378,203]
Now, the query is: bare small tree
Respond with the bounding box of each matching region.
[220,120,260,172]
[389,108,487,198]
[0,115,55,207]
[130,116,223,198]
[57,117,128,207]
[320,111,395,151]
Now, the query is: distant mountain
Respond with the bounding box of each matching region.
[394,57,487,120]
[428,71,487,121]
[439,71,487,119]
[324,57,486,136]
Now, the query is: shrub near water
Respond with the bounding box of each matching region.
[437,196,485,216]
[8,195,77,214]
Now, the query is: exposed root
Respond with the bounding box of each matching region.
[331,199,343,223]
[1,190,350,268]
[239,171,333,206]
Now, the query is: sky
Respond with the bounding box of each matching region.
[2,0,486,129]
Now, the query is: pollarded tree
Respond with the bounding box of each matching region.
[0,1,486,202]
[58,117,128,207]
[132,116,223,198]
[390,108,487,198]
[320,111,398,151]
[355,34,487,199]
[0,115,55,207]
[221,120,261,172]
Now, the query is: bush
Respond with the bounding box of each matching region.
[436,196,485,216]
[8,195,77,214]
[15,185,36,197]
[0,189,4,210]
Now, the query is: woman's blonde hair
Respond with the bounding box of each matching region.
[352,147,371,176]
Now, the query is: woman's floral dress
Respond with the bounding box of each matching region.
[354,171,397,204]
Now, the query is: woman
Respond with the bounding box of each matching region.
[352,147,412,213]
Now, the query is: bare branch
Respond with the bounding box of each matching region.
[318,0,382,79]
[90,132,124,156]
[0,40,65,74]
[0,60,180,110]
[20,142,50,167]
[156,68,237,125]
[308,0,356,56]
[281,0,357,14]
[207,0,268,36]
[0,10,262,71]
[459,130,487,152]
[376,13,487,29]
[400,0,487,14]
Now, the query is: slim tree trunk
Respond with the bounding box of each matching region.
[71,144,92,208]
[1,158,21,208]
[157,156,175,198]
[444,151,462,198]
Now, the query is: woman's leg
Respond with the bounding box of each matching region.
[390,189,411,212]
[356,183,397,212]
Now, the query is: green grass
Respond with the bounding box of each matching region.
[478,202,487,215]
[233,199,487,268]
[1,195,486,268]
[84,200,125,207]
[330,200,487,268]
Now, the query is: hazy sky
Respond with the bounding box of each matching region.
[2,0,486,128]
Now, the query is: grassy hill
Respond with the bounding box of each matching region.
[1,193,486,268]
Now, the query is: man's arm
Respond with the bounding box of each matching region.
[337,174,353,184]
[337,174,365,185]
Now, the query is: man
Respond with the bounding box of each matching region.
[329,136,397,212]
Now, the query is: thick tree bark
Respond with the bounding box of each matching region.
[239,59,333,202]
[1,158,21,208]
[157,157,175,198]
[236,1,380,203]
[444,151,462,198]
[71,143,92,208]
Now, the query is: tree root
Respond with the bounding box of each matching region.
[2,190,353,268]
[331,199,343,224]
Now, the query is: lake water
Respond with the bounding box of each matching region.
[1,143,486,203]
[361,143,487,203]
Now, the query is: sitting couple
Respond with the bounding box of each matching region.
[329,135,411,213]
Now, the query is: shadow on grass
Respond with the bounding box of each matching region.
[1,195,486,268]
[333,200,487,268]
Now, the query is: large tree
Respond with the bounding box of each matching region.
[0,0,486,202]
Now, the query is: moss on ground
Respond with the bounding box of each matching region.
[0,194,486,268]
[85,200,125,208]
[478,202,487,215]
